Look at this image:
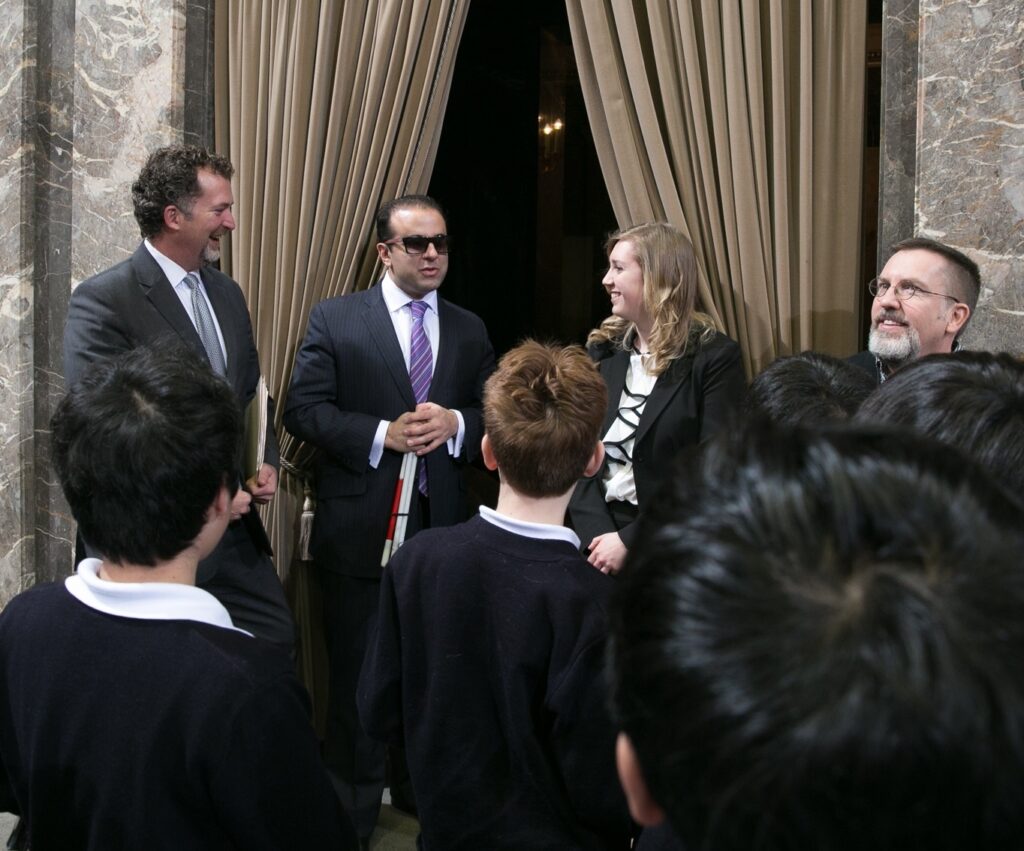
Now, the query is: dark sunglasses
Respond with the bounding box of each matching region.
[383,234,450,256]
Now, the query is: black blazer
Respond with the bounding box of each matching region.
[283,285,495,578]
[569,330,746,549]
[62,243,279,554]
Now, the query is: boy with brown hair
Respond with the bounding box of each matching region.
[358,341,632,850]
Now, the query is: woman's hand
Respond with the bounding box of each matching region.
[587,531,627,575]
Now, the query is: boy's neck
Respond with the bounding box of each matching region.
[494,486,572,528]
[98,552,199,586]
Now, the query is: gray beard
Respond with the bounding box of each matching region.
[202,243,221,265]
[868,324,920,366]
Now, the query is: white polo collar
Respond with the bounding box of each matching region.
[65,558,251,636]
[479,506,581,549]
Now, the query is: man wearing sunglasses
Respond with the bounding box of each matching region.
[285,194,495,847]
[849,237,980,384]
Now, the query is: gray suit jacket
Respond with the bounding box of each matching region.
[63,242,278,554]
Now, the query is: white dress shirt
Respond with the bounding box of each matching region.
[144,240,228,367]
[602,351,657,505]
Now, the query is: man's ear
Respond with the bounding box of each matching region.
[162,203,184,233]
[481,434,498,471]
[583,441,605,478]
[616,733,666,827]
[376,242,391,268]
[209,484,231,521]
[946,303,970,336]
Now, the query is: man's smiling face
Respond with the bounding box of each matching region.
[173,168,236,269]
[868,248,968,367]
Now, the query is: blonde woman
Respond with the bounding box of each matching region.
[568,223,745,574]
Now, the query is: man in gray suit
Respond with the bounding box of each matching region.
[62,145,294,654]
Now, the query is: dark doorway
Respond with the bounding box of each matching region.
[859,0,885,343]
[431,3,884,361]
[428,1,617,357]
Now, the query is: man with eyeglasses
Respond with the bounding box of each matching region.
[284,194,495,847]
[849,237,980,383]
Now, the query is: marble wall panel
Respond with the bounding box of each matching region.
[31,0,76,586]
[877,0,919,262]
[1,0,198,603]
[917,0,1024,354]
[0,0,33,608]
[71,0,186,282]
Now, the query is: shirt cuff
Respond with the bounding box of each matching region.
[370,420,388,469]
[447,409,466,457]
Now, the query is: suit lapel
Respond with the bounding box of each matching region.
[635,352,695,445]
[599,351,630,436]
[363,286,417,409]
[131,246,208,358]
[431,299,456,402]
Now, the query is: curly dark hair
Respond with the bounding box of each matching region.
[131,145,234,239]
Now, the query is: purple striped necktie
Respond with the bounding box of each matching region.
[409,300,432,494]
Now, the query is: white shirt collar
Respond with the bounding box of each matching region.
[64,558,251,636]
[144,239,196,288]
[479,506,581,549]
[381,272,439,315]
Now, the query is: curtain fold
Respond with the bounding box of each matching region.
[566,0,865,373]
[214,0,468,710]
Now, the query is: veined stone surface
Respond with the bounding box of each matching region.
[0,0,185,608]
[0,0,34,608]
[72,0,185,283]
[918,0,1024,354]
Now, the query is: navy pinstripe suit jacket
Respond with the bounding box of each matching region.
[283,285,494,577]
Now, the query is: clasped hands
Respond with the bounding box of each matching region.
[385,402,458,455]
[230,463,279,521]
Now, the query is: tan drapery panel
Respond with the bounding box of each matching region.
[566,0,866,373]
[214,0,468,705]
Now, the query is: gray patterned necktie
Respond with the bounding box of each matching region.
[183,273,226,375]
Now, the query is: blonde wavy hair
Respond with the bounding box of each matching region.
[587,222,716,375]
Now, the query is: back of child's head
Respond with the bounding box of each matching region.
[483,340,606,498]
[856,350,1024,496]
[611,422,1024,850]
[52,343,241,566]
[745,350,876,426]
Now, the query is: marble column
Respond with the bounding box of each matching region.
[917,0,1024,353]
[1,0,213,606]
[876,0,918,261]
[880,0,1024,354]
[0,0,37,605]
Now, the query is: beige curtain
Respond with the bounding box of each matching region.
[566,0,866,373]
[214,0,468,711]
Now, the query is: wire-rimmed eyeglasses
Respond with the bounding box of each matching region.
[867,278,958,303]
